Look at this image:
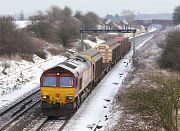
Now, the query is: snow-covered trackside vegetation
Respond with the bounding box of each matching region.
[106,27,180,131]
[0,16,46,61]
[0,24,155,130]
[0,4,157,130]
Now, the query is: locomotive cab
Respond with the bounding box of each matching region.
[40,66,77,109]
[40,36,130,116]
[40,56,93,112]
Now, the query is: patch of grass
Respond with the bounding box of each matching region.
[118,72,180,131]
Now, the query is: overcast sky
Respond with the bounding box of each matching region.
[0,0,180,17]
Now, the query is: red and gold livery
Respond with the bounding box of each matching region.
[40,36,131,115]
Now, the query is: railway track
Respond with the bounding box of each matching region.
[36,32,156,131]
[0,89,40,131]
[20,113,72,131]
[37,118,69,131]
[33,109,74,131]
[0,32,155,131]
[62,32,155,131]
[0,89,39,115]
[31,32,156,131]
[130,31,155,46]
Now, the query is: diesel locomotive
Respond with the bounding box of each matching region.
[40,36,130,115]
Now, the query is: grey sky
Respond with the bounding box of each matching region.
[0,0,180,17]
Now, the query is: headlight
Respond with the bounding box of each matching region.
[42,95,49,100]
[66,96,74,100]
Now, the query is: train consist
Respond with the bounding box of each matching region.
[40,36,130,115]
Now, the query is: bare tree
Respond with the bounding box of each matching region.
[28,11,56,42]
[121,10,135,27]
[0,16,16,56]
[74,11,83,19]
[46,6,80,47]
[173,6,180,25]
[0,15,41,59]
[46,6,63,22]
[75,11,100,29]
[57,17,80,47]
[62,6,72,17]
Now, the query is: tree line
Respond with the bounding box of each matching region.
[173,6,180,25]
[27,6,101,47]
[0,6,101,60]
[0,16,41,61]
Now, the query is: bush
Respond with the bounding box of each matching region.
[27,11,56,43]
[173,6,180,25]
[32,38,47,59]
[118,72,180,131]
[159,31,180,71]
[21,55,34,62]
[35,51,46,59]
[0,16,46,61]
[57,17,80,47]
[47,47,66,55]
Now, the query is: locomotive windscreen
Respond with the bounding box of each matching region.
[43,76,56,87]
[60,77,73,87]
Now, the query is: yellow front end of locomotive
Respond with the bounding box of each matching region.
[40,87,76,107]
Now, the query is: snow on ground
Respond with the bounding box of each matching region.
[63,58,132,131]
[104,27,178,130]
[13,21,31,29]
[63,34,154,131]
[96,38,105,44]
[84,40,97,48]
[0,29,155,130]
[0,36,105,112]
[84,38,105,48]
[0,54,66,111]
